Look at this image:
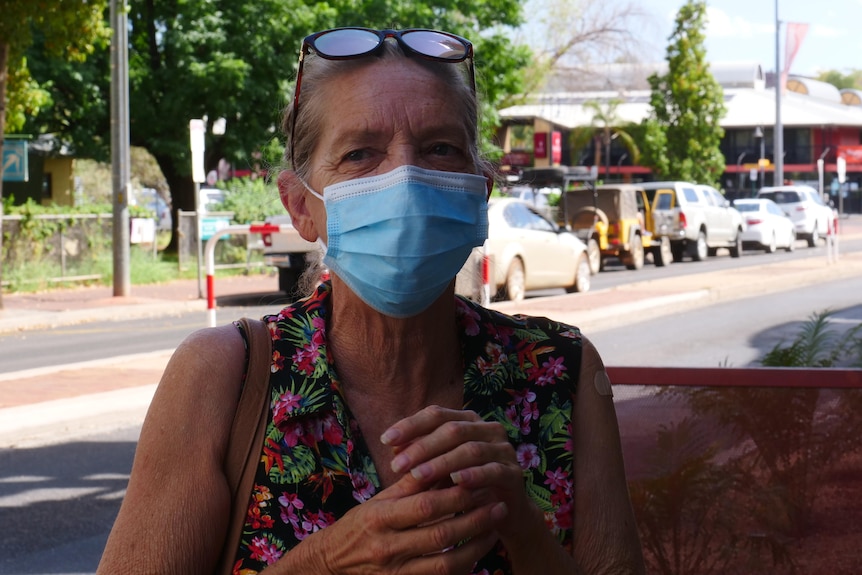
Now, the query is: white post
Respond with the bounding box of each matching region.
[481,240,491,307]
[205,223,289,327]
[190,119,206,299]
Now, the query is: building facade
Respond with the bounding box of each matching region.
[498,63,862,211]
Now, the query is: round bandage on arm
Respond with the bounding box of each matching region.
[594,370,613,397]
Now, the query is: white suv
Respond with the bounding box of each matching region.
[642,181,745,262]
[756,185,835,247]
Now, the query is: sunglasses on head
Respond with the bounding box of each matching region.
[289,27,475,167]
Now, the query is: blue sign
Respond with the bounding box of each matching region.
[2,140,29,182]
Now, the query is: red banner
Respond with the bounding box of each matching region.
[534,132,548,159]
[782,22,809,93]
[551,131,562,164]
[838,145,862,164]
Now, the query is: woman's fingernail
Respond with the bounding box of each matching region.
[450,471,463,484]
[490,502,509,520]
[380,428,400,445]
[410,463,432,480]
[391,453,410,473]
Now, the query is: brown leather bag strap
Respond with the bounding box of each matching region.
[215,317,272,574]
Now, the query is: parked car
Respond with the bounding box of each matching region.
[261,214,319,295]
[756,185,834,247]
[563,183,669,271]
[642,181,744,262]
[732,198,797,253]
[456,198,590,302]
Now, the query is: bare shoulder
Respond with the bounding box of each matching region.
[97,323,249,571]
[144,323,247,460]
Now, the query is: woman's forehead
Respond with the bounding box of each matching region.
[317,59,462,132]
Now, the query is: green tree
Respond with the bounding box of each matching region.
[818,69,862,91]
[640,0,726,186]
[569,98,640,180]
[21,0,530,252]
[0,0,109,309]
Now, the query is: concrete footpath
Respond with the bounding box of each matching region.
[1,219,861,448]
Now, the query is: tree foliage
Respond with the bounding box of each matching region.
[640,0,726,186]
[19,0,531,252]
[817,69,862,91]
[0,0,109,309]
[568,98,640,178]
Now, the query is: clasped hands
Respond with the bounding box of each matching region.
[303,405,536,574]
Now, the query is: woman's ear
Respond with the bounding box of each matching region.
[483,170,495,200]
[277,170,321,242]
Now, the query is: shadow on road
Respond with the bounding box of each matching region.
[0,439,137,573]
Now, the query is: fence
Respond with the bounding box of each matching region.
[613,366,862,575]
[1,214,112,286]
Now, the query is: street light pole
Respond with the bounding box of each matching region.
[755,126,765,189]
[736,152,747,194]
[110,0,131,297]
[774,0,784,185]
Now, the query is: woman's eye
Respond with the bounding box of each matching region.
[429,143,457,156]
[343,149,368,163]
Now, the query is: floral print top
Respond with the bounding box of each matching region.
[230,281,582,574]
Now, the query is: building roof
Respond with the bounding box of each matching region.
[501,64,862,130]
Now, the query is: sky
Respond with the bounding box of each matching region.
[645,0,862,77]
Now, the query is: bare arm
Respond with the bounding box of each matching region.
[571,337,645,574]
[96,324,246,574]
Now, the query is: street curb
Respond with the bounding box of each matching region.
[0,300,206,335]
[0,385,157,448]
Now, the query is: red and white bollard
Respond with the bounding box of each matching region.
[826,214,840,263]
[481,241,492,307]
[204,223,292,327]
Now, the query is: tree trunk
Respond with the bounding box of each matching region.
[155,153,195,255]
[0,42,9,310]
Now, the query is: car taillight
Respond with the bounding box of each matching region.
[795,206,807,212]
[746,218,763,226]
[679,212,687,229]
[262,233,273,247]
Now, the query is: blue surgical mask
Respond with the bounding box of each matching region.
[304,165,488,317]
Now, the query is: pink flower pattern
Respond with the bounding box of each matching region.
[231,282,578,574]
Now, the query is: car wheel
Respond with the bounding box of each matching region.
[586,238,601,275]
[624,236,645,270]
[671,243,685,262]
[785,230,796,252]
[503,258,526,302]
[690,230,708,261]
[566,253,591,293]
[764,232,777,254]
[729,230,743,258]
[807,227,820,247]
[654,236,672,267]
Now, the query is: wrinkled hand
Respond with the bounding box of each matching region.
[380,405,537,544]
[298,466,504,575]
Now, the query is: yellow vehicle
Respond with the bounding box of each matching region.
[562,183,673,271]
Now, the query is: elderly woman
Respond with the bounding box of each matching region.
[98,28,644,574]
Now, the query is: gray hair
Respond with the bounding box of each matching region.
[282,40,488,180]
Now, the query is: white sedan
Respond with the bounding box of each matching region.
[456,198,590,301]
[733,198,797,253]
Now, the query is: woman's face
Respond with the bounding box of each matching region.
[306,57,477,192]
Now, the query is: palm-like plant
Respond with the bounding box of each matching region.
[569,98,640,180]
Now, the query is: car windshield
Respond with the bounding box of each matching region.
[759,190,800,204]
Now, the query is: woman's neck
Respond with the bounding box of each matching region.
[326,278,463,410]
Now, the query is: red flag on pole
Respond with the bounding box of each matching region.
[781,22,809,94]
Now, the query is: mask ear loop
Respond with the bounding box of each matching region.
[298,176,325,202]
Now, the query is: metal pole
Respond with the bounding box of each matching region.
[774,0,784,186]
[195,182,203,299]
[110,0,131,296]
[759,131,765,186]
